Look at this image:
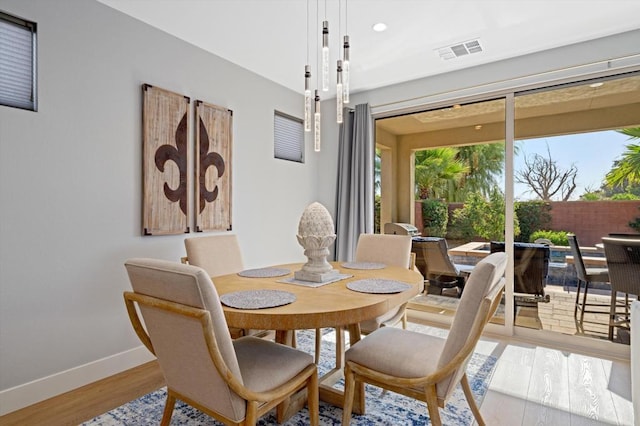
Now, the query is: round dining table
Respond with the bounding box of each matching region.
[214,261,423,331]
[211,261,424,418]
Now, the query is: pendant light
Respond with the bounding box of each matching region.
[303,0,311,132]
[336,60,343,123]
[314,89,321,151]
[321,20,329,92]
[342,0,350,103]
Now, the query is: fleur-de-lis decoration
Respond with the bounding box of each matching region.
[155,113,188,215]
[198,117,225,213]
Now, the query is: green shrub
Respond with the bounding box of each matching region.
[449,190,520,241]
[529,230,569,246]
[611,192,640,200]
[421,199,448,237]
[514,201,551,243]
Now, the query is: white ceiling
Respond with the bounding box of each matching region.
[97,0,640,98]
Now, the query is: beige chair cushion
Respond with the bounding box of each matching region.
[185,234,245,277]
[359,303,406,334]
[346,327,446,378]
[234,337,314,392]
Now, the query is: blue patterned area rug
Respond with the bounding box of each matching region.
[84,325,497,425]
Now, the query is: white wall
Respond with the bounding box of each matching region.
[0,0,322,413]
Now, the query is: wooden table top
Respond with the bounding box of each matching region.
[212,262,423,330]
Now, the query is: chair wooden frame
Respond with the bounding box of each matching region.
[341,278,505,426]
[124,291,319,426]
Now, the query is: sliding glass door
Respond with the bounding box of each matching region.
[375,71,640,347]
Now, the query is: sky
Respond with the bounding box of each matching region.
[513,130,632,201]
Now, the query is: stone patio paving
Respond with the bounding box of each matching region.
[407,283,634,344]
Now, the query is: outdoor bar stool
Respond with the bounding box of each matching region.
[568,234,611,323]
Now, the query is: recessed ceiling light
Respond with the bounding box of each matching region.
[372,22,387,32]
[475,125,482,130]
[589,82,604,88]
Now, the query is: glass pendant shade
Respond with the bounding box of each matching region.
[321,21,329,92]
[314,90,321,151]
[342,35,350,103]
[304,65,312,132]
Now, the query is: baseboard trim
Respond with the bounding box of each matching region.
[0,346,155,416]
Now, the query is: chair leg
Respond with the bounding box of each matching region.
[609,290,617,341]
[574,279,583,317]
[424,385,442,426]
[308,370,320,426]
[160,391,176,426]
[580,281,590,324]
[342,364,356,426]
[245,400,258,425]
[461,373,486,426]
[401,311,407,329]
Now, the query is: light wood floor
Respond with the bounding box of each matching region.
[0,322,633,426]
[0,361,164,426]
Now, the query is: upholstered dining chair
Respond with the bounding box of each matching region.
[123,258,319,426]
[341,252,507,426]
[568,234,610,323]
[602,237,640,341]
[314,234,414,364]
[354,233,415,333]
[184,234,245,278]
[185,234,267,339]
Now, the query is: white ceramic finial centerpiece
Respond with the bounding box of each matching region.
[294,202,340,282]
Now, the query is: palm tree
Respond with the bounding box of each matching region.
[414,148,468,199]
[450,143,505,201]
[605,127,640,187]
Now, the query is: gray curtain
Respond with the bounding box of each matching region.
[335,103,375,261]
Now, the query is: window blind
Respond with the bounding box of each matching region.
[274,111,304,163]
[0,13,36,110]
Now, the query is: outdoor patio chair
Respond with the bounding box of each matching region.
[416,237,474,297]
[568,234,610,323]
[341,252,507,426]
[490,242,550,306]
[123,258,319,426]
[602,237,640,341]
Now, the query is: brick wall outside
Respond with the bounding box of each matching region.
[414,200,640,246]
[548,200,640,246]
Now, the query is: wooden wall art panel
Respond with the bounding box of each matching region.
[195,100,232,232]
[142,84,190,235]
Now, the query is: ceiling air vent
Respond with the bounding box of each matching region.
[436,39,483,60]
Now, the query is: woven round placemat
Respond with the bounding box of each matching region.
[220,289,296,309]
[237,267,291,278]
[347,279,411,294]
[341,262,386,270]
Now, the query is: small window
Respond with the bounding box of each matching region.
[274,111,304,163]
[0,11,37,111]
